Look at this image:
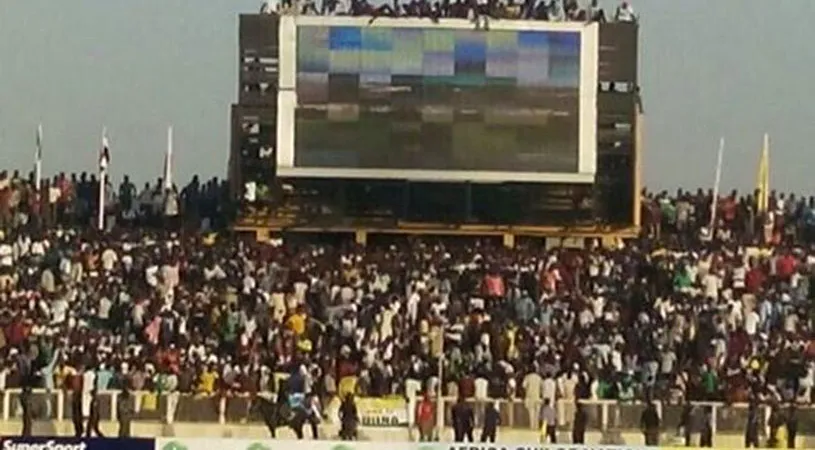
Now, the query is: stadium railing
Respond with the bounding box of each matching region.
[2,389,810,434]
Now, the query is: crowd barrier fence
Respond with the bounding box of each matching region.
[3,388,810,434]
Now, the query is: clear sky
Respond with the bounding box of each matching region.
[1,0,813,193]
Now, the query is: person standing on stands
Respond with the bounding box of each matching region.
[86,388,104,437]
[481,402,500,443]
[572,403,587,444]
[117,386,134,437]
[71,386,84,437]
[700,407,713,448]
[787,404,798,449]
[415,393,435,442]
[451,394,474,442]
[303,392,321,439]
[678,400,693,446]
[288,394,309,440]
[745,399,760,448]
[640,399,660,446]
[339,393,359,441]
[20,385,33,436]
[539,398,557,444]
[768,405,786,449]
[273,387,293,438]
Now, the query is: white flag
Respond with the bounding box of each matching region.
[164,126,173,189]
[99,129,111,171]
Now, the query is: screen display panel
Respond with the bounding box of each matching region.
[276,17,598,182]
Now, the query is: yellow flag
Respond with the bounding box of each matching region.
[756,133,770,213]
[540,420,548,443]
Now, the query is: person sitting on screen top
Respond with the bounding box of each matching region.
[366,1,399,24]
[464,0,487,29]
[349,0,371,15]
[427,1,442,22]
[529,0,549,20]
[549,0,566,20]
[588,0,606,22]
[401,0,425,18]
[448,0,468,18]
[563,0,580,19]
[301,0,320,15]
[260,0,277,13]
[615,0,637,22]
[519,0,535,19]
[320,0,338,15]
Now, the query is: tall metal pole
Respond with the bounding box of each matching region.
[708,137,725,237]
[97,169,106,231]
[435,331,444,440]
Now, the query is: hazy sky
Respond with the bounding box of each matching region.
[1,0,813,192]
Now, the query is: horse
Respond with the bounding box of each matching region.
[252,396,309,439]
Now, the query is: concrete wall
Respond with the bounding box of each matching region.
[6,420,813,448]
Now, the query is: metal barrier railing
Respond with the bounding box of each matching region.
[3,389,801,434]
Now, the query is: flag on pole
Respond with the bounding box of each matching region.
[100,130,111,171]
[36,124,43,161]
[707,137,725,235]
[98,128,110,231]
[35,124,43,191]
[756,133,770,214]
[164,126,173,189]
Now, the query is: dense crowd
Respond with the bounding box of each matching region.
[261,0,637,23]
[2,168,815,423]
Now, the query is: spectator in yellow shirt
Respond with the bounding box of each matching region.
[287,307,307,336]
[198,364,219,395]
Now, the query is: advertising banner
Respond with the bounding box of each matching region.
[155,439,648,450]
[156,440,413,450]
[355,397,409,427]
[435,446,650,450]
[156,439,273,450]
[0,438,155,450]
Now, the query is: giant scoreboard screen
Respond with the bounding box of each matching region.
[276,16,599,184]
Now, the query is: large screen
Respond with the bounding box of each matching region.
[277,17,599,183]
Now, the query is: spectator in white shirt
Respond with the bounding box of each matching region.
[244,181,257,203]
[541,374,558,406]
[0,239,13,268]
[745,310,760,336]
[260,0,277,14]
[615,1,637,22]
[587,0,606,22]
[547,0,565,21]
[474,376,489,400]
